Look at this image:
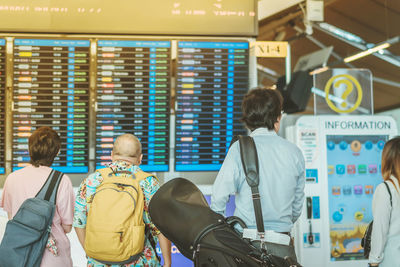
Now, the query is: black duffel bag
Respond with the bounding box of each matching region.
[149,177,301,267]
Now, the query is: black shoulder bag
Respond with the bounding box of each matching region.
[361,181,392,259]
[238,135,299,266]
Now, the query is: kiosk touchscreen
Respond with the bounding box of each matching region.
[292,115,397,267]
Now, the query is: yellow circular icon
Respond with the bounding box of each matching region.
[324,74,363,113]
[351,140,361,152]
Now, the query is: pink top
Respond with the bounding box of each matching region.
[0,165,75,267]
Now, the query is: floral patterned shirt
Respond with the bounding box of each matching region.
[73,160,161,267]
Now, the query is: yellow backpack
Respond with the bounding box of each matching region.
[84,167,152,264]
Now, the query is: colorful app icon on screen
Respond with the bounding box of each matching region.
[358,164,367,174]
[327,141,335,151]
[339,141,348,150]
[354,211,364,221]
[328,165,334,175]
[365,185,374,195]
[343,186,352,195]
[377,140,385,150]
[347,165,356,174]
[333,211,343,222]
[332,186,341,195]
[350,140,361,152]
[365,141,373,150]
[336,165,345,175]
[368,164,378,174]
[354,185,363,195]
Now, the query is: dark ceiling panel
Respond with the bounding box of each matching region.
[257,0,400,113]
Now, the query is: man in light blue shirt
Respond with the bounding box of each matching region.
[211,88,305,235]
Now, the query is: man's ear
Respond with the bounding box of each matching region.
[138,154,143,165]
[111,151,114,161]
[274,115,282,133]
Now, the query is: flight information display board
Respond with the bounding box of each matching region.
[0,39,5,174]
[96,40,170,172]
[12,39,90,173]
[175,41,249,171]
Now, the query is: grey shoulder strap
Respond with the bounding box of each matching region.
[36,170,64,204]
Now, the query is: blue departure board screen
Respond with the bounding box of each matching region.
[175,41,248,171]
[0,39,5,174]
[95,40,170,172]
[12,39,90,173]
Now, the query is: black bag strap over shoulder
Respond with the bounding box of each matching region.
[35,169,64,204]
[383,181,393,208]
[238,135,265,235]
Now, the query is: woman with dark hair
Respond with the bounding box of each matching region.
[0,127,75,266]
[369,137,400,267]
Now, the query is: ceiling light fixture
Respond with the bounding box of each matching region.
[344,42,391,63]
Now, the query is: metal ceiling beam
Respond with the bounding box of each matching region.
[304,33,400,88]
[312,23,400,67]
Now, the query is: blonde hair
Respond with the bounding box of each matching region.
[381,136,400,191]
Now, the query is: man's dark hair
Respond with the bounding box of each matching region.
[241,88,283,131]
[29,127,61,167]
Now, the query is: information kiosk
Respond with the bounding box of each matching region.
[291,115,397,267]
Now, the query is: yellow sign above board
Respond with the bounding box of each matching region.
[252,41,288,58]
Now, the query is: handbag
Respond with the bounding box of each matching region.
[237,135,298,264]
[361,181,392,258]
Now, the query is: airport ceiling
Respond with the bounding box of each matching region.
[257,0,400,113]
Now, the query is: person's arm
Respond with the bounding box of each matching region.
[369,184,391,265]
[292,151,305,223]
[158,233,171,267]
[72,175,93,250]
[1,174,13,220]
[75,227,86,248]
[56,175,75,234]
[62,224,72,233]
[210,143,240,216]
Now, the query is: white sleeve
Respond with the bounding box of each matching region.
[291,151,305,223]
[211,143,240,216]
[368,183,391,264]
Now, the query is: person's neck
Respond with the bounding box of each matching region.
[113,159,135,166]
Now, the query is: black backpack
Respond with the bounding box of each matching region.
[149,135,302,267]
[149,178,299,267]
[0,170,63,267]
[361,181,392,258]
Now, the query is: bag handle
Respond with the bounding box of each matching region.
[238,135,265,236]
[36,169,64,204]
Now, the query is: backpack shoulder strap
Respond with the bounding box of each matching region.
[134,170,158,182]
[36,169,64,204]
[383,181,393,207]
[238,135,265,235]
[97,167,115,180]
